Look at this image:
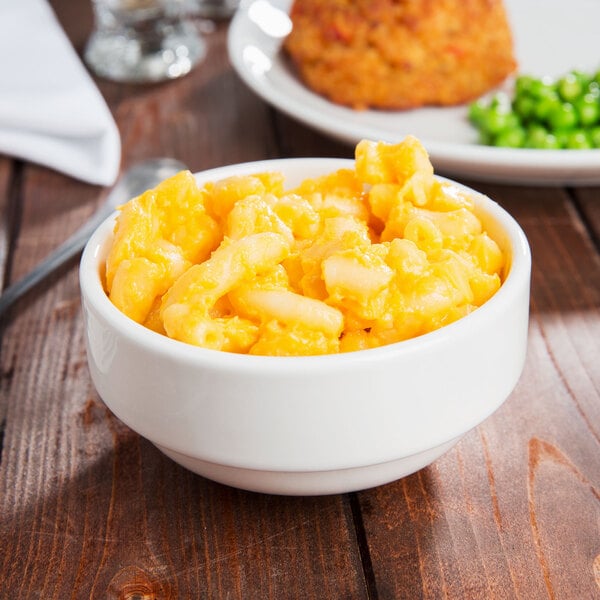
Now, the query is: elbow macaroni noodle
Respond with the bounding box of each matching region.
[105,137,505,355]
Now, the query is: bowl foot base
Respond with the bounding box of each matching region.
[155,436,462,495]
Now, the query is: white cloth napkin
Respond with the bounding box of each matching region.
[0,0,121,186]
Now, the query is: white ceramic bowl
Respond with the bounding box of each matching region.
[80,158,531,496]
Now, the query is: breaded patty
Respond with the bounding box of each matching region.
[283,0,517,110]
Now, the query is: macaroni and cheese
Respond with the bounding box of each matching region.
[106,137,505,355]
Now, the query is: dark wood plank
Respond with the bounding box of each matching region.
[573,187,600,250]
[0,157,14,460]
[273,112,354,160]
[354,184,600,599]
[0,14,369,600]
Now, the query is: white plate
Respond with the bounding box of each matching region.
[228,0,600,185]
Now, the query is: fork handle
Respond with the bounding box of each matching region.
[0,208,111,319]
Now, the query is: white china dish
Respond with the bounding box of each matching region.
[228,0,600,185]
[80,158,531,495]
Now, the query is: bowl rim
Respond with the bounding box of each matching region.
[80,157,531,373]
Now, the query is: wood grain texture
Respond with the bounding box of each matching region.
[574,187,600,251]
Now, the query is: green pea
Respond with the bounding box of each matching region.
[558,73,584,102]
[503,111,521,130]
[575,93,600,126]
[528,77,557,100]
[469,67,600,149]
[533,93,562,122]
[589,126,600,148]
[547,102,578,130]
[553,130,571,148]
[515,75,536,96]
[526,126,561,149]
[494,127,526,148]
[525,123,546,138]
[482,106,518,135]
[565,129,592,149]
[468,99,489,126]
[513,94,536,121]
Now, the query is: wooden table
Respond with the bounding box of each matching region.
[1,3,599,598]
